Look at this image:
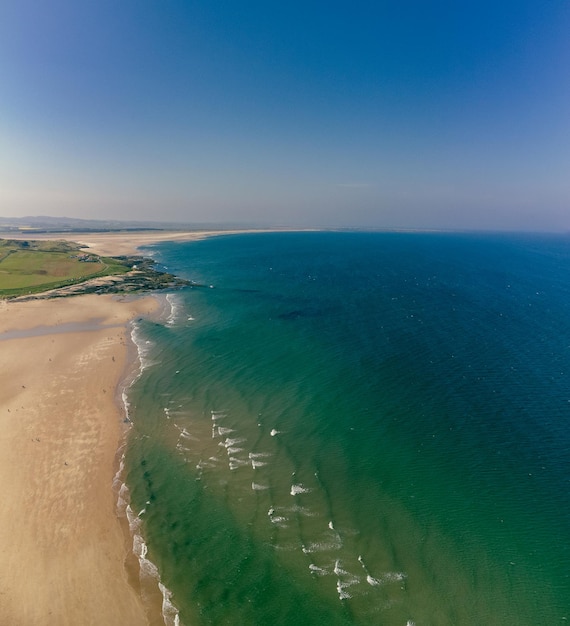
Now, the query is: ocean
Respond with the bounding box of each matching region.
[121,231,570,625]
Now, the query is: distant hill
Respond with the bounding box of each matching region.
[0,215,263,233]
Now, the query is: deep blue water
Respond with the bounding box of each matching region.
[125,231,570,625]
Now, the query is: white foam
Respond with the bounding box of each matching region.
[116,482,129,515]
[359,563,406,586]
[248,451,272,459]
[165,293,184,327]
[138,553,159,579]
[251,482,269,490]
[179,429,198,441]
[120,323,156,426]
[113,455,129,515]
[126,504,140,532]
[218,427,235,436]
[119,472,181,626]
[336,579,352,600]
[290,484,311,495]
[130,322,155,374]
[309,564,329,576]
[159,581,181,626]
[358,556,405,586]
[196,459,218,470]
[267,506,288,526]
[381,571,407,583]
[301,540,342,553]
[229,458,250,470]
[227,447,244,455]
[121,390,132,422]
[133,533,148,560]
[224,437,246,447]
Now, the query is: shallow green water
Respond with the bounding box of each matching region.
[125,232,570,625]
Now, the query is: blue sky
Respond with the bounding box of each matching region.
[1,1,568,230]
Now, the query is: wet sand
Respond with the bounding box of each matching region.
[0,228,293,624]
[0,294,160,625]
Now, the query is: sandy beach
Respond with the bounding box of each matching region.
[0,233,176,625]
[3,228,283,257]
[0,229,295,623]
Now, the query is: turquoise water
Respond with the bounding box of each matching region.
[125,232,570,625]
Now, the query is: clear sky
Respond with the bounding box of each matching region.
[1,1,569,230]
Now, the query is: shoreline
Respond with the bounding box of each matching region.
[1,227,298,258]
[115,302,172,626]
[0,293,162,624]
[0,231,217,625]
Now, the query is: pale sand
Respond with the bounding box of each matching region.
[0,294,161,625]
[74,230,215,256]
[4,228,288,257]
[0,228,292,624]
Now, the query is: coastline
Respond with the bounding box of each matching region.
[2,230,565,624]
[2,228,290,258]
[0,293,162,625]
[0,231,206,625]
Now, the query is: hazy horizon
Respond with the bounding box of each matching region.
[1,2,569,231]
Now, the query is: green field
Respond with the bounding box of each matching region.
[0,239,129,297]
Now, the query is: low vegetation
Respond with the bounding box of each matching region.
[0,239,191,299]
